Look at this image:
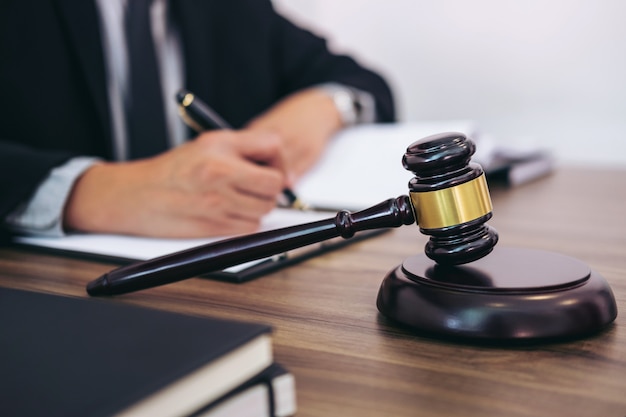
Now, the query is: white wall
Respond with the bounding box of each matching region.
[273,0,626,167]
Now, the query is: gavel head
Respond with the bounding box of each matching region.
[403,132,499,265]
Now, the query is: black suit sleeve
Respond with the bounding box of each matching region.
[181,0,396,126]
[265,4,396,122]
[0,0,108,229]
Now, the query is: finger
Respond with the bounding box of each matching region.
[200,180,279,224]
[144,214,263,238]
[231,194,276,220]
[156,182,276,223]
[190,131,288,197]
[226,157,286,199]
[234,130,289,176]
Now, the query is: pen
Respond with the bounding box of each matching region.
[176,89,307,210]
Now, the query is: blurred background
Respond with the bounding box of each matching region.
[273,0,626,167]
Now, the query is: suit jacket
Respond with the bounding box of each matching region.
[0,0,395,223]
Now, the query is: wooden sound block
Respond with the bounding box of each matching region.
[376,247,617,341]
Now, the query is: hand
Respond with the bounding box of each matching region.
[63,130,288,238]
[246,88,343,180]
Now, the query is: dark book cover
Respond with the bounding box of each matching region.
[0,288,273,417]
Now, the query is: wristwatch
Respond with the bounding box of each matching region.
[319,84,360,126]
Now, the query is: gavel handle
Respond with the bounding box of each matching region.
[87,196,415,296]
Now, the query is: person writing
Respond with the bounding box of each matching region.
[0,0,395,239]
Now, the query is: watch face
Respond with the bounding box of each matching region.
[334,90,357,125]
[322,86,358,126]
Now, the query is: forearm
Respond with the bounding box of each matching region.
[246,88,343,179]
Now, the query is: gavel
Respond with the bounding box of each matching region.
[87,132,496,296]
[87,131,617,341]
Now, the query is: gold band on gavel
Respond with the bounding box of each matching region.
[409,174,493,230]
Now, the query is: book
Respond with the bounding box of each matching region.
[0,287,275,417]
[192,363,296,417]
[474,141,555,186]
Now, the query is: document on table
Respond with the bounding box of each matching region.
[14,208,355,282]
[18,120,546,282]
[294,120,480,211]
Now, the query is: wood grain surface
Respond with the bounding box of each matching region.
[1,167,625,417]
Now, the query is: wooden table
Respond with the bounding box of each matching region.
[1,167,625,417]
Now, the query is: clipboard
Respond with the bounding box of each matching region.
[13,208,388,283]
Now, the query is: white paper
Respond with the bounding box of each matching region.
[16,209,332,273]
[295,121,478,211]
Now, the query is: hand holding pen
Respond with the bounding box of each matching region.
[65,91,308,240]
[176,89,307,210]
[65,99,290,239]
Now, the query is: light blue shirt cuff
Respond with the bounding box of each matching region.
[5,157,102,237]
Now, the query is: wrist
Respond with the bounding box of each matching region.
[319,84,358,126]
[317,83,376,126]
[63,161,145,234]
